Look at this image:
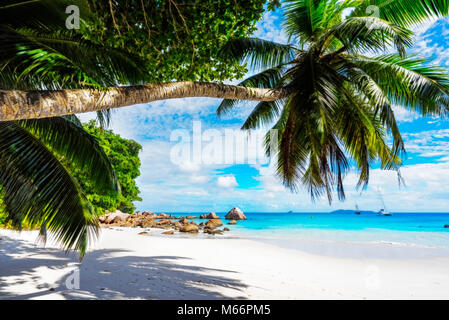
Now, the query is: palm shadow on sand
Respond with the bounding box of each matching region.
[0,235,248,300]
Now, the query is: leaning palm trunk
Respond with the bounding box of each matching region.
[0,82,288,121]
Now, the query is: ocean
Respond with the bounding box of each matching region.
[170,211,449,250]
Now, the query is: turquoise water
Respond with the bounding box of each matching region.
[172,211,449,248]
[223,211,449,233]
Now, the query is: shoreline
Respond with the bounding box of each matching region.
[2,227,449,299]
[108,225,449,259]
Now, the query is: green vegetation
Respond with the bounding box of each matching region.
[2,0,278,91]
[68,121,142,214]
[83,0,279,82]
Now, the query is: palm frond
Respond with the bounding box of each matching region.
[0,27,147,90]
[216,98,243,117]
[239,65,288,88]
[242,99,286,130]
[317,16,413,56]
[96,110,113,128]
[0,0,88,29]
[352,0,449,28]
[343,64,405,154]
[336,86,402,188]
[219,37,296,72]
[353,54,449,116]
[17,117,119,193]
[283,0,361,45]
[0,122,98,257]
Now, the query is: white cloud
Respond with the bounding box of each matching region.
[189,175,209,184]
[254,11,289,44]
[402,129,449,158]
[216,175,238,188]
[392,105,419,123]
[178,161,202,172]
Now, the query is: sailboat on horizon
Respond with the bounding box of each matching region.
[354,204,361,215]
[377,191,392,216]
[378,208,392,216]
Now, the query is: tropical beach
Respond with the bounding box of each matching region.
[3,0,449,304]
[2,209,449,299]
[2,221,449,300]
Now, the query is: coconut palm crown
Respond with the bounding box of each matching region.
[218,0,449,203]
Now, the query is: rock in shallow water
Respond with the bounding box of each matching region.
[179,217,189,224]
[206,219,223,229]
[225,207,246,220]
[179,224,199,233]
[199,212,219,219]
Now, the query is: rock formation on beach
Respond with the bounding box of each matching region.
[204,228,224,235]
[199,212,219,219]
[179,217,189,224]
[140,219,155,228]
[180,223,199,233]
[155,213,172,219]
[99,210,130,224]
[225,207,246,220]
[99,210,232,236]
[206,219,223,228]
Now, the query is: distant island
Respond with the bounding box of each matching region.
[331,209,377,215]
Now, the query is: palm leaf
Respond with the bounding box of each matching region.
[0,0,88,29]
[220,37,296,71]
[0,122,98,257]
[317,16,413,56]
[0,28,147,90]
[17,117,119,193]
[242,99,286,130]
[353,54,449,116]
[283,0,360,45]
[336,86,402,188]
[352,0,449,28]
[343,64,405,154]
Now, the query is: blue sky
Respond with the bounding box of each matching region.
[80,8,449,213]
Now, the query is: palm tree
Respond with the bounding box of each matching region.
[0,0,145,256]
[1,1,449,213]
[215,0,449,202]
[2,1,449,122]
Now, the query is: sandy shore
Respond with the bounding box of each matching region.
[1,227,449,300]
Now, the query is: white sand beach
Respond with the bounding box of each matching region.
[1,227,449,300]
